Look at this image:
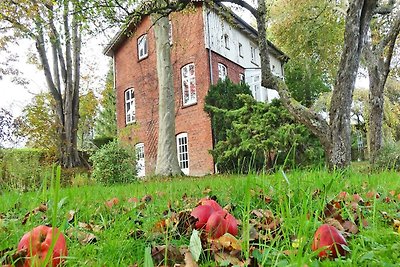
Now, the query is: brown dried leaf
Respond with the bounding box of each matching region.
[127,197,139,203]
[66,228,98,245]
[323,200,343,222]
[141,195,153,203]
[105,197,119,208]
[324,218,345,232]
[210,233,242,251]
[0,247,26,266]
[202,187,212,195]
[214,252,246,266]
[66,210,76,223]
[342,220,359,234]
[21,203,48,225]
[151,245,184,265]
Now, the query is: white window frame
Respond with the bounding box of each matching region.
[138,34,148,60]
[239,73,245,84]
[176,133,189,175]
[250,45,256,62]
[135,143,145,177]
[238,42,243,57]
[223,34,230,50]
[181,63,197,106]
[168,20,173,45]
[125,88,135,124]
[218,63,228,81]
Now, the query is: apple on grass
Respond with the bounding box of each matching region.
[18,225,68,267]
[311,224,348,259]
[206,210,229,239]
[191,204,215,229]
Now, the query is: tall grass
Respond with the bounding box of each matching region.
[1,168,400,266]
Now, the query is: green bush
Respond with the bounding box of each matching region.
[90,140,137,185]
[375,141,400,170]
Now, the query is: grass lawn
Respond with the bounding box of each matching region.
[1,169,400,266]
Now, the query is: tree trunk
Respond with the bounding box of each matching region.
[34,0,82,168]
[365,10,400,164]
[152,12,182,176]
[368,74,385,164]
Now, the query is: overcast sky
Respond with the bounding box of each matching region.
[0,37,110,117]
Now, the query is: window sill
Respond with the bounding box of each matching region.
[182,102,197,109]
[138,55,148,62]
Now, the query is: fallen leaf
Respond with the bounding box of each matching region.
[141,195,153,203]
[189,230,202,262]
[211,233,242,251]
[202,187,212,195]
[66,228,98,245]
[105,197,119,208]
[127,197,139,203]
[21,203,48,225]
[151,245,184,265]
[0,247,26,267]
[214,251,246,266]
[67,210,76,223]
[342,220,359,234]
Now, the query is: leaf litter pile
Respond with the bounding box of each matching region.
[1,176,400,266]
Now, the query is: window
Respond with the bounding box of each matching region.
[137,34,148,60]
[125,88,135,124]
[218,63,227,80]
[250,45,256,62]
[135,143,145,177]
[238,42,243,57]
[168,20,173,45]
[223,34,230,49]
[176,133,189,175]
[181,63,197,106]
[239,73,245,84]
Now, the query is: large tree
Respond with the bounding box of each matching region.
[364,3,400,164]
[0,0,85,167]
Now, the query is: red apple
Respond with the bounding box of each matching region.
[18,225,68,266]
[206,210,228,239]
[311,224,348,259]
[191,204,215,229]
[199,199,223,211]
[225,213,239,236]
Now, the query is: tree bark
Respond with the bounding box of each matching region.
[365,10,400,164]
[152,9,182,176]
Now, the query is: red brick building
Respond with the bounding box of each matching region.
[104,2,286,177]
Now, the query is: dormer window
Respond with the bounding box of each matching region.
[223,34,230,50]
[138,34,148,60]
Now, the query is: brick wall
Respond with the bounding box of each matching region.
[113,5,215,176]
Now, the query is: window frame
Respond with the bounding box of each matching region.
[238,42,243,57]
[135,142,145,177]
[250,45,256,62]
[176,132,189,175]
[181,63,197,106]
[125,88,135,125]
[137,34,148,60]
[218,63,228,81]
[223,34,230,50]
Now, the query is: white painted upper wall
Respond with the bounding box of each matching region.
[203,8,284,78]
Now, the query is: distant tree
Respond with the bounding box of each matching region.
[95,67,117,140]
[17,93,59,154]
[0,108,20,148]
[0,0,87,167]
[78,90,98,150]
[364,3,400,164]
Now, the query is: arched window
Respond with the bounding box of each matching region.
[135,143,145,177]
[125,88,135,124]
[137,34,148,60]
[176,133,189,175]
[218,63,227,80]
[181,63,197,106]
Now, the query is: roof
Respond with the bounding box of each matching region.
[103,1,288,60]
